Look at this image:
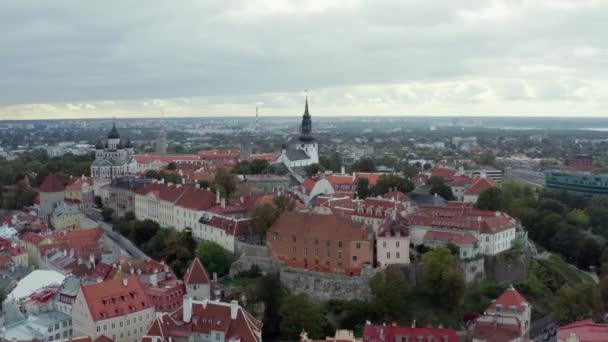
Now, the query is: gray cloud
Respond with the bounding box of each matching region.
[1,0,607,117]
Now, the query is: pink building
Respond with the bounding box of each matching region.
[376,214,411,267]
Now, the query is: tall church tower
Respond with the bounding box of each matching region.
[296,97,318,164]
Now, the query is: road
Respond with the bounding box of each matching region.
[97,220,149,259]
[504,168,545,187]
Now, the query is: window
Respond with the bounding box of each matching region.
[120,322,123,328]
[356,242,361,249]
[96,326,100,333]
[338,241,343,248]
[112,323,115,329]
[396,241,400,248]
[382,241,387,248]
[338,251,342,259]
[396,252,400,259]
[103,324,107,331]
[386,252,391,259]
[303,247,308,256]
[62,321,67,328]
[326,250,330,257]
[486,236,489,242]
[314,248,319,256]
[55,324,60,330]
[48,327,53,333]
[326,240,331,247]
[353,255,358,261]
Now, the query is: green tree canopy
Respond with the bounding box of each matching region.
[374,174,414,196]
[356,177,371,199]
[197,241,232,277]
[369,265,409,321]
[422,247,465,307]
[279,294,327,340]
[475,187,505,211]
[213,169,237,197]
[352,158,376,172]
[553,283,601,325]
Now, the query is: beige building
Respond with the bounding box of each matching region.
[72,276,155,342]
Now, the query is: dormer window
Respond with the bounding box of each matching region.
[496,304,502,312]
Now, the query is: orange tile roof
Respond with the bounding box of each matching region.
[431,167,458,181]
[487,287,529,313]
[464,176,498,195]
[183,258,211,285]
[80,275,152,321]
[174,188,216,211]
[247,153,278,162]
[66,177,92,191]
[354,173,382,186]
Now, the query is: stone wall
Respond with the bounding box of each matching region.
[484,254,528,285]
[459,257,486,285]
[279,267,378,301]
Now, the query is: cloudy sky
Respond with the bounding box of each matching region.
[1,0,607,119]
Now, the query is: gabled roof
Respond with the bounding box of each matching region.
[487,286,529,313]
[423,230,477,246]
[269,211,369,241]
[39,174,64,193]
[183,258,211,285]
[473,315,521,342]
[20,232,48,246]
[377,215,410,238]
[284,149,310,161]
[363,323,458,342]
[430,167,457,181]
[79,275,152,321]
[174,188,216,211]
[464,176,498,195]
[66,177,92,191]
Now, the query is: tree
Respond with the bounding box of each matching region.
[124,211,136,221]
[566,209,590,228]
[279,294,326,340]
[478,151,496,167]
[250,159,270,174]
[401,163,419,178]
[423,163,432,171]
[253,204,280,241]
[197,241,231,277]
[356,177,371,199]
[213,169,237,197]
[553,283,601,325]
[600,276,608,310]
[232,161,251,175]
[273,195,296,213]
[422,247,465,307]
[132,219,161,246]
[430,183,455,201]
[475,188,505,211]
[93,195,103,208]
[352,158,376,172]
[369,265,409,321]
[304,163,323,177]
[167,162,177,170]
[319,152,342,172]
[374,174,414,195]
[577,238,602,270]
[101,207,114,222]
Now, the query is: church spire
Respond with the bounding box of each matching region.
[299,96,314,142]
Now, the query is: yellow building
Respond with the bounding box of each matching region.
[51,201,83,230]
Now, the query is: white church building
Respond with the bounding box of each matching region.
[90,122,137,178]
[276,97,319,168]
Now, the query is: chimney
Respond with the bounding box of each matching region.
[195,182,200,190]
[411,320,416,328]
[216,190,220,204]
[151,273,158,287]
[212,272,218,282]
[240,197,244,204]
[122,278,128,286]
[341,165,345,175]
[183,296,193,323]
[220,197,226,209]
[230,300,238,320]
[160,178,165,184]
[89,254,95,267]
[69,249,74,258]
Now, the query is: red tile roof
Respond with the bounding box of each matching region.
[134,154,200,164]
[0,237,26,256]
[354,172,382,186]
[20,232,48,246]
[408,205,516,235]
[175,188,216,211]
[423,230,477,245]
[449,175,473,187]
[39,174,64,192]
[383,191,411,202]
[464,176,498,195]
[197,149,240,160]
[135,183,190,203]
[377,215,410,238]
[247,153,278,162]
[558,319,608,342]
[473,316,521,342]
[487,286,529,313]
[183,258,211,285]
[363,323,458,342]
[144,300,262,342]
[430,167,458,181]
[206,217,255,236]
[79,275,152,321]
[66,177,93,191]
[268,211,369,241]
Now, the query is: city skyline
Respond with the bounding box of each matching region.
[2,1,608,119]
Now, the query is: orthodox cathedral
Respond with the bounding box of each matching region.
[90,122,137,178]
[277,97,319,168]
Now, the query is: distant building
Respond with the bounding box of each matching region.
[545,170,608,196]
[90,122,137,178]
[276,97,319,168]
[566,154,594,173]
[39,173,66,220]
[241,174,289,193]
[267,211,373,276]
[51,201,83,230]
[463,177,498,204]
[468,168,503,184]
